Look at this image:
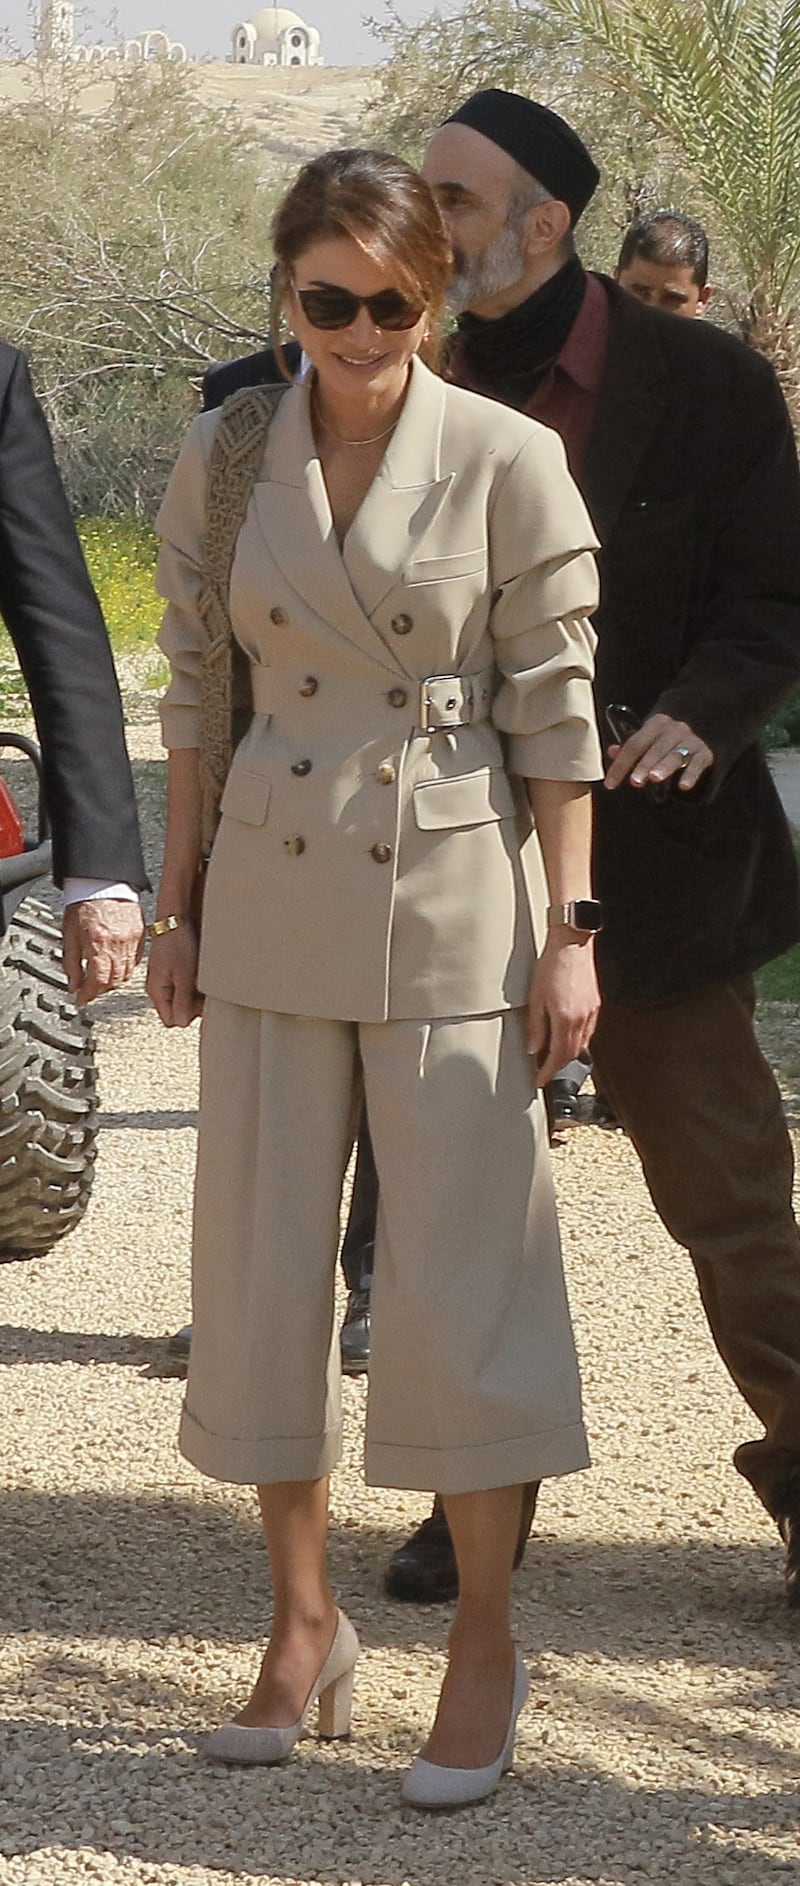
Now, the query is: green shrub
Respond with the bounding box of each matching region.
[0,515,161,719]
[0,62,273,518]
[76,517,160,654]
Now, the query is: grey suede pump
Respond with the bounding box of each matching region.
[402,1649,530,1809]
[203,1610,359,1766]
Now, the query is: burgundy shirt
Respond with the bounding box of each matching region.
[451,271,609,479]
[526,271,609,477]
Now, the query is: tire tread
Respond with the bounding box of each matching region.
[0,898,97,1261]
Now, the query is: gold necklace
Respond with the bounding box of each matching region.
[313,394,399,449]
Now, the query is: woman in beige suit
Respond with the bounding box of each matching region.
[148,148,602,1809]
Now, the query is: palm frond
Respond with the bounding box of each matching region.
[544,0,800,308]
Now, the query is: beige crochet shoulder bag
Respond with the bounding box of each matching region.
[197,381,288,858]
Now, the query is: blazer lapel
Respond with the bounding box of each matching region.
[343,358,454,626]
[252,365,454,674]
[580,285,670,543]
[253,384,406,674]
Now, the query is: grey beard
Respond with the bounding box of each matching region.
[446,224,526,314]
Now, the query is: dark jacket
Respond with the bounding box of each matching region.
[202,347,294,409]
[201,287,800,1006]
[582,281,800,1004]
[0,344,146,892]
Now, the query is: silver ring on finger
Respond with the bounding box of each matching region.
[672,744,691,764]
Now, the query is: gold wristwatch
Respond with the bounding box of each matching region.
[147,914,185,938]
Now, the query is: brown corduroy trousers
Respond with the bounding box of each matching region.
[592,974,800,1518]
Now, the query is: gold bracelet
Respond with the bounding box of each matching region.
[147,914,185,938]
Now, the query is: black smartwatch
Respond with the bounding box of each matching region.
[547,899,604,936]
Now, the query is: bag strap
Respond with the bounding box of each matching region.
[198,382,288,854]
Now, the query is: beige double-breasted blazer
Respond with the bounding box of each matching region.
[157,355,602,1022]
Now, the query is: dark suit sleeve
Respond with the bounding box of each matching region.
[0,351,146,887]
[653,352,800,786]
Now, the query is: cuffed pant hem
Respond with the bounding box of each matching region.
[179,1404,343,1485]
[365,1422,590,1494]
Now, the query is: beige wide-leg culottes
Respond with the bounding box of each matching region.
[179,998,590,1493]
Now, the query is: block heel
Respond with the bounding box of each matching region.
[203,1609,360,1766]
[318,1661,354,1739]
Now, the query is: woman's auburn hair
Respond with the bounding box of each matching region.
[269,147,452,376]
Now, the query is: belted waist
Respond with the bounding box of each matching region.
[417,670,494,730]
[249,663,495,730]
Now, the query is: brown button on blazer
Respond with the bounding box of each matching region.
[156,356,602,1022]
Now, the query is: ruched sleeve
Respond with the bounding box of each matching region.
[488,427,603,781]
[155,412,218,750]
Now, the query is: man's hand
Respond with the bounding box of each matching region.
[62,898,145,1007]
[604,712,714,794]
[528,932,600,1087]
[146,924,204,1028]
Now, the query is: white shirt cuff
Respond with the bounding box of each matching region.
[62,878,140,906]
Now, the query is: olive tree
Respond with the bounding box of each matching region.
[0,56,278,512]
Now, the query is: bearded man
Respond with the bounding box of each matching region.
[382,90,800,1610]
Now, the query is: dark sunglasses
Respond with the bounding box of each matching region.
[295,284,424,331]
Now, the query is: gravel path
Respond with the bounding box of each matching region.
[1,705,799,1886]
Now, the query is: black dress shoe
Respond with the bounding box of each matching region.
[340,1287,371,1375]
[550,1077,581,1123]
[778,1505,800,1607]
[384,1481,540,1602]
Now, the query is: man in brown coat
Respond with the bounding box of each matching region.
[385,91,800,1608]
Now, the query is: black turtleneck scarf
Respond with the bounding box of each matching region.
[457,255,587,409]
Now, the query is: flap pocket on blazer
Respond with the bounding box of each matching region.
[220,768,272,825]
[413,769,516,830]
[405,549,487,585]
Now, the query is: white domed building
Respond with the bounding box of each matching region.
[231,8,323,66]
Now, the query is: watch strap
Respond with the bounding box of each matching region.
[547,899,603,934]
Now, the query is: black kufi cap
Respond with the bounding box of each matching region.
[445,89,600,226]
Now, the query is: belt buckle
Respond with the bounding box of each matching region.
[419,675,464,732]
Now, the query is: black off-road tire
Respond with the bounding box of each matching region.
[0,896,97,1261]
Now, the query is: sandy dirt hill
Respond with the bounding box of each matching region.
[0,59,378,171]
